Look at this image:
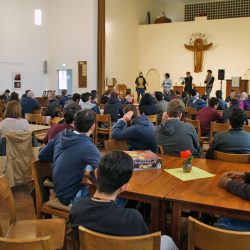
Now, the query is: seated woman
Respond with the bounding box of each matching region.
[0,101,29,133]
[139,93,157,115]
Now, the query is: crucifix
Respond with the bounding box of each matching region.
[184,38,213,73]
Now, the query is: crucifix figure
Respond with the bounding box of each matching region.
[184,38,213,73]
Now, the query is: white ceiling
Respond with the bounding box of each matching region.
[161,0,226,4]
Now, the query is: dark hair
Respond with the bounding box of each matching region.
[201,94,208,102]
[208,97,219,107]
[186,72,190,75]
[165,73,170,78]
[63,102,81,124]
[9,92,19,102]
[229,108,244,128]
[167,99,185,117]
[81,92,91,102]
[207,69,212,74]
[230,98,240,107]
[4,89,10,94]
[91,90,98,100]
[123,104,138,118]
[97,151,134,194]
[155,91,164,101]
[126,89,131,95]
[215,90,223,99]
[61,89,67,96]
[139,93,154,114]
[191,89,197,97]
[72,93,81,102]
[74,109,95,133]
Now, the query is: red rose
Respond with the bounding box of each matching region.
[180,150,192,159]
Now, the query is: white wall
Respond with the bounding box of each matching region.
[139,17,250,98]
[48,0,98,94]
[106,0,166,93]
[0,0,49,96]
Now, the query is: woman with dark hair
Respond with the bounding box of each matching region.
[0,101,29,133]
[215,90,227,110]
[139,93,157,115]
[8,92,19,102]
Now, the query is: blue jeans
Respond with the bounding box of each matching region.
[216,217,250,232]
[71,186,90,205]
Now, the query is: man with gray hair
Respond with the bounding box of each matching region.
[155,99,201,156]
[20,90,41,116]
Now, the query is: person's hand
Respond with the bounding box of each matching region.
[223,171,245,182]
[123,111,134,123]
[162,112,168,122]
[218,176,232,189]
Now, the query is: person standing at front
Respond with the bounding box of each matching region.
[135,72,147,103]
[204,69,214,98]
[162,73,172,95]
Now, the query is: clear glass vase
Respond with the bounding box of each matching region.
[182,160,192,173]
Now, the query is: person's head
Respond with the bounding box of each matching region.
[91,90,98,102]
[167,99,185,118]
[123,104,138,119]
[4,89,10,96]
[139,93,154,105]
[27,91,35,99]
[4,101,22,119]
[155,91,164,102]
[191,89,197,97]
[9,92,19,102]
[91,90,98,97]
[74,109,95,134]
[48,92,56,100]
[186,71,191,76]
[104,90,111,97]
[165,73,170,79]
[229,89,235,98]
[63,102,81,125]
[61,89,67,96]
[230,98,240,107]
[175,90,181,96]
[139,72,143,77]
[81,92,91,103]
[229,108,245,129]
[240,92,248,101]
[215,90,223,99]
[207,69,212,75]
[72,93,81,104]
[125,89,131,95]
[208,97,219,109]
[96,151,134,195]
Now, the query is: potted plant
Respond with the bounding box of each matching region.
[180,150,193,173]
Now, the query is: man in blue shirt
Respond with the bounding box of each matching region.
[20,90,41,115]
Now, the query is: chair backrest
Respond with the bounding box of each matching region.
[184,118,201,139]
[33,109,43,114]
[51,117,63,124]
[25,113,42,124]
[158,145,164,155]
[217,109,224,116]
[245,111,250,119]
[147,115,157,125]
[79,226,161,250]
[94,114,112,145]
[210,122,230,144]
[214,151,250,163]
[36,116,51,125]
[243,125,250,133]
[188,216,250,250]
[104,140,128,152]
[185,107,197,115]
[0,175,16,224]
[0,235,52,250]
[32,161,53,214]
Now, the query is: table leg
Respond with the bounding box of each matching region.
[171,202,181,247]
[149,200,160,232]
[159,200,167,234]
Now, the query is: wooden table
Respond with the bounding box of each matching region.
[29,124,50,135]
[165,157,250,246]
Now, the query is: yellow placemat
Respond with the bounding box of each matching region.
[164,166,215,181]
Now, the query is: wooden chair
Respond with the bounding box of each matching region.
[217,109,224,116]
[188,216,250,250]
[36,116,51,125]
[214,151,250,163]
[158,145,164,155]
[78,226,161,250]
[185,118,201,140]
[185,107,197,120]
[147,115,157,125]
[51,117,63,124]
[25,113,42,124]
[210,122,230,144]
[245,111,250,119]
[33,109,43,114]
[243,125,250,133]
[0,236,52,250]
[0,174,66,250]
[32,161,70,220]
[94,114,112,145]
[104,140,128,151]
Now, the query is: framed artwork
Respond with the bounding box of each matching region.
[78,61,87,88]
[12,72,22,89]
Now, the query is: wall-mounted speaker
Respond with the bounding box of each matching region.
[43,60,47,74]
[218,69,225,80]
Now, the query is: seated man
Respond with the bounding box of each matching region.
[155,99,201,157]
[218,171,250,231]
[43,102,81,144]
[70,151,178,250]
[39,109,101,205]
[111,104,157,153]
[155,91,168,124]
[196,97,223,136]
[20,90,41,115]
[80,92,100,114]
[187,89,199,108]
[59,89,70,107]
[206,108,250,159]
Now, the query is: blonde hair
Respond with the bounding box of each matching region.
[4,101,22,119]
